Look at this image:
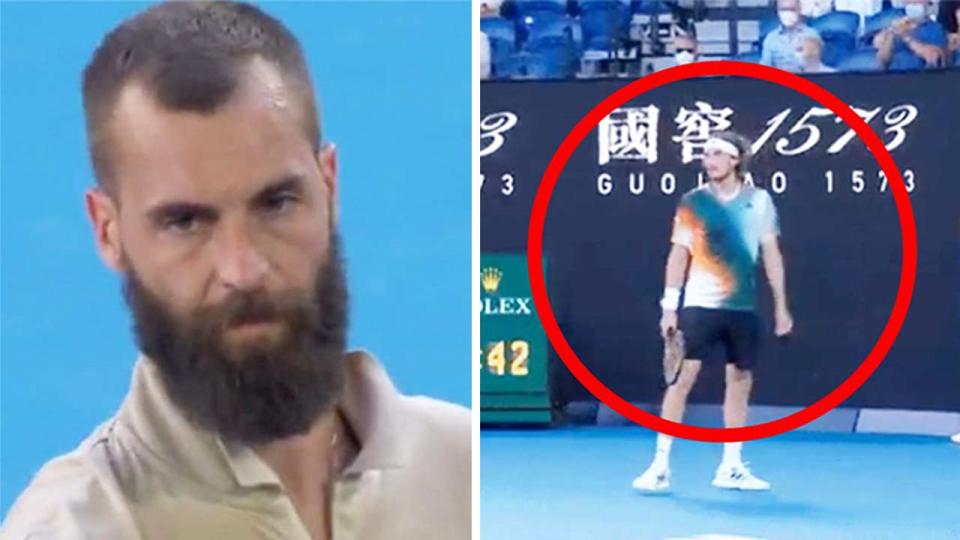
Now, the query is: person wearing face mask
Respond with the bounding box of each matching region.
[874,0,948,69]
[672,33,699,66]
[760,0,822,72]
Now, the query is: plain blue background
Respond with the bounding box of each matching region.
[1,1,470,514]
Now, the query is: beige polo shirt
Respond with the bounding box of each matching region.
[2,351,470,540]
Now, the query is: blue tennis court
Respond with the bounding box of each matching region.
[481,427,958,540]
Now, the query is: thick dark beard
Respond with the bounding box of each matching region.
[123,235,348,445]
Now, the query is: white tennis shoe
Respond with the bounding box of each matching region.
[632,463,671,492]
[952,433,960,444]
[712,462,771,491]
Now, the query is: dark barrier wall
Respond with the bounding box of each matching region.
[481,71,960,411]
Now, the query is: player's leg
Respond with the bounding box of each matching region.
[633,308,715,492]
[713,310,770,491]
[720,363,753,466]
[662,359,703,422]
[658,359,703,458]
[632,359,701,492]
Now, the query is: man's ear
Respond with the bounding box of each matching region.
[85,188,126,273]
[317,143,339,227]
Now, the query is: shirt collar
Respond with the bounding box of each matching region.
[778,23,808,34]
[117,350,410,491]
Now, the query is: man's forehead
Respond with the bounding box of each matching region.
[112,58,297,132]
[109,71,314,205]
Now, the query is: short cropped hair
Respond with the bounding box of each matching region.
[82,1,319,193]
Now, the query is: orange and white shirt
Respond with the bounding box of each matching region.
[672,184,779,311]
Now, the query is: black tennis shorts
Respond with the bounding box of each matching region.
[678,307,761,370]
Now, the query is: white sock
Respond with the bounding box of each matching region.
[721,442,742,467]
[652,434,672,469]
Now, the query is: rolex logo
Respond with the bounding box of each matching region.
[481,267,502,294]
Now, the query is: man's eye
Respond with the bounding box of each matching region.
[262,192,299,214]
[163,213,200,233]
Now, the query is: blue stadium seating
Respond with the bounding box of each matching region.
[488,37,515,78]
[526,43,578,78]
[835,47,881,71]
[579,0,629,52]
[498,53,529,78]
[526,13,583,52]
[810,11,859,66]
[736,50,762,63]
[514,0,566,16]
[482,17,518,79]
[481,16,517,45]
[501,44,577,79]
[809,10,859,36]
[631,0,674,15]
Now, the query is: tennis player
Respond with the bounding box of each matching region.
[3,3,469,539]
[632,130,793,492]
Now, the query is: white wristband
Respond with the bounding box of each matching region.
[660,287,681,311]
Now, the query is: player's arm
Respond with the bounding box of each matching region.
[759,191,792,337]
[760,234,793,337]
[660,244,690,337]
[761,235,786,308]
[664,244,689,292]
[661,202,693,337]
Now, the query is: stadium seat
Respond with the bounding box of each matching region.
[482,18,518,78]
[514,0,566,16]
[579,0,630,52]
[863,8,904,42]
[499,53,530,78]
[526,13,583,52]
[481,16,517,46]
[488,37,516,78]
[735,50,761,63]
[631,0,674,15]
[835,46,881,71]
[526,43,578,78]
[809,11,859,66]
[810,10,859,37]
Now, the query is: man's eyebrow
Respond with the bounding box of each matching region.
[146,201,218,224]
[251,174,306,203]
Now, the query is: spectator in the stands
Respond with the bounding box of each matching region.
[672,33,700,66]
[480,0,503,18]
[478,0,501,79]
[797,34,836,72]
[874,0,948,69]
[761,0,822,72]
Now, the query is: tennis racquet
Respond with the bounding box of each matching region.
[662,328,685,386]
